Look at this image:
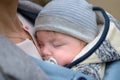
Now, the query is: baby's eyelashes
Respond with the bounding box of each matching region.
[52,43,64,47]
[52,42,66,48]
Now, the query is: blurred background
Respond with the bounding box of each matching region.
[88,0,120,21]
[33,0,120,21]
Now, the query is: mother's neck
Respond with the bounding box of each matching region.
[0,0,23,35]
[0,0,18,21]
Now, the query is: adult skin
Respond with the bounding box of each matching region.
[0,0,31,43]
[0,1,49,80]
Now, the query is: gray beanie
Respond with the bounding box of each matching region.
[34,0,98,43]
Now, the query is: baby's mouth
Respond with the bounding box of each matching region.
[43,57,58,64]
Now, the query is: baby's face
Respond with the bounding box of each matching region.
[36,31,86,66]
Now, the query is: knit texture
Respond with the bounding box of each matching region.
[34,0,98,43]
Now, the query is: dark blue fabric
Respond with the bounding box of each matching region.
[17,8,39,25]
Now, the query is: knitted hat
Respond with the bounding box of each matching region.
[34,0,98,43]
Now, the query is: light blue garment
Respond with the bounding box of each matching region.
[103,60,120,80]
[103,13,120,80]
[33,58,95,80]
[33,58,120,80]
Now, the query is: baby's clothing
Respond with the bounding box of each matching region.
[17,39,41,60]
[69,11,120,80]
[17,13,42,60]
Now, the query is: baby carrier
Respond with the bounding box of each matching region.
[18,1,120,80]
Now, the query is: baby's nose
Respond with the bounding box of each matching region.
[41,47,52,57]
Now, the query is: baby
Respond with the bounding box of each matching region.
[36,30,87,66]
[34,0,98,65]
[34,0,100,79]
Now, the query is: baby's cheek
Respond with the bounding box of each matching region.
[56,58,69,66]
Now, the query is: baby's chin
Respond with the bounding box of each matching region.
[43,57,58,64]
